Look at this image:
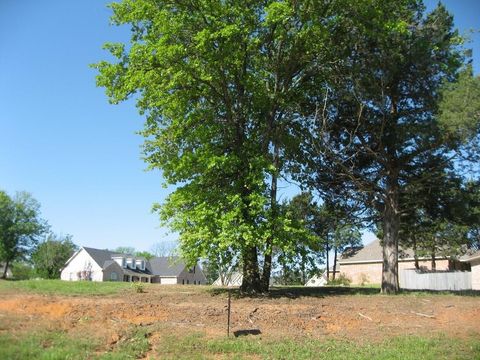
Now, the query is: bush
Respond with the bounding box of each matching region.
[11,262,35,280]
[327,273,351,286]
[131,281,145,293]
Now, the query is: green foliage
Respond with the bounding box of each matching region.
[113,246,136,255]
[327,273,351,287]
[295,2,467,293]
[10,261,35,280]
[134,250,154,260]
[0,191,48,278]
[439,65,480,144]
[131,281,145,293]
[94,0,341,292]
[31,233,78,279]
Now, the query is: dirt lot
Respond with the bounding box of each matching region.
[0,286,479,355]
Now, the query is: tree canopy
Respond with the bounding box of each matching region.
[32,233,78,279]
[0,191,48,279]
[95,0,476,293]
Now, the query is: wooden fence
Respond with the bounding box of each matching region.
[399,269,472,291]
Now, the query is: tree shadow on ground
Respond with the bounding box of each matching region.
[209,286,380,299]
[209,286,480,299]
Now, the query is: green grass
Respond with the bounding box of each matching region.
[156,332,480,360]
[0,326,150,360]
[1,328,477,360]
[0,279,135,296]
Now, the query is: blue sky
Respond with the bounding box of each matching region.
[0,0,478,252]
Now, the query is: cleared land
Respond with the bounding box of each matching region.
[0,281,479,359]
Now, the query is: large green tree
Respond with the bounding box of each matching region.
[0,191,48,279]
[298,2,467,293]
[32,233,78,279]
[94,0,337,292]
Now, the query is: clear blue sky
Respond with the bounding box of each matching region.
[0,1,478,252]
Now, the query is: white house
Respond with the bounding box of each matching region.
[60,247,207,285]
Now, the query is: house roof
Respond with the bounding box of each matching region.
[82,247,151,275]
[339,239,416,264]
[460,250,480,262]
[148,257,186,277]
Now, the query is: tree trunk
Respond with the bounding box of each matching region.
[413,237,419,270]
[241,246,261,293]
[261,143,279,292]
[1,259,10,279]
[381,178,400,294]
[325,242,330,282]
[332,246,338,280]
[431,246,436,271]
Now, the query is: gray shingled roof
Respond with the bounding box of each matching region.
[339,239,415,264]
[82,247,151,275]
[148,256,187,276]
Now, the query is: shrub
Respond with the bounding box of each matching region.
[131,281,145,293]
[327,273,351,286]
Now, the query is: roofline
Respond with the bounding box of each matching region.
[60,247,84,271]
[460,253,480,262]
[339,256,448,265]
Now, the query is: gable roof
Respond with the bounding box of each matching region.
[339,239,416,264]
[82,247,147,268]
[148,256,187,276]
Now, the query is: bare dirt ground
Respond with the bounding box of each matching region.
[0,286,479,353]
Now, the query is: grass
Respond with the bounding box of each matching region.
[0,279,135,296]
[1,325,477,360]
[155,332,480,359]
[0,323,150,360]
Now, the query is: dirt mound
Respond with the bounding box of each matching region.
[1,286,479,346]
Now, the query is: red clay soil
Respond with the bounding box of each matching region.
[0,286,479,347]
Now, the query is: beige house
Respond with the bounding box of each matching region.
[461,251,480,290]
[338,239,452,285]
[60,247,206,285]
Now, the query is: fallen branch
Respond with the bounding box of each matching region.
[411,311,435,318]
[358,313,372,321]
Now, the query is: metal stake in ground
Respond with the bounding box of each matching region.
[227,290,231,337]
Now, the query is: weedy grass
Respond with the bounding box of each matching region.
[0,279,135,296]
[0,325,151,360]
[156,332,480,360]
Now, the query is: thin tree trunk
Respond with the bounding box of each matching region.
[1,259,10,279]
[413,237,419,270]
[381,177,400,294]
[431,245,436,271]
[332,246,338,280]
[325,242,330,282]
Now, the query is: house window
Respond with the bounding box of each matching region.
[193,280,196,285]
[182,279,184,285]
[110,272,118,281]
[187,280,189,284]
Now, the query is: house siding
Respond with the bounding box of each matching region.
[102,262,124,282]
[60,249,103,281]
[177,265,207,285]
[340,259,450,285]
[471,258,480,290]
[159,277,178,285]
